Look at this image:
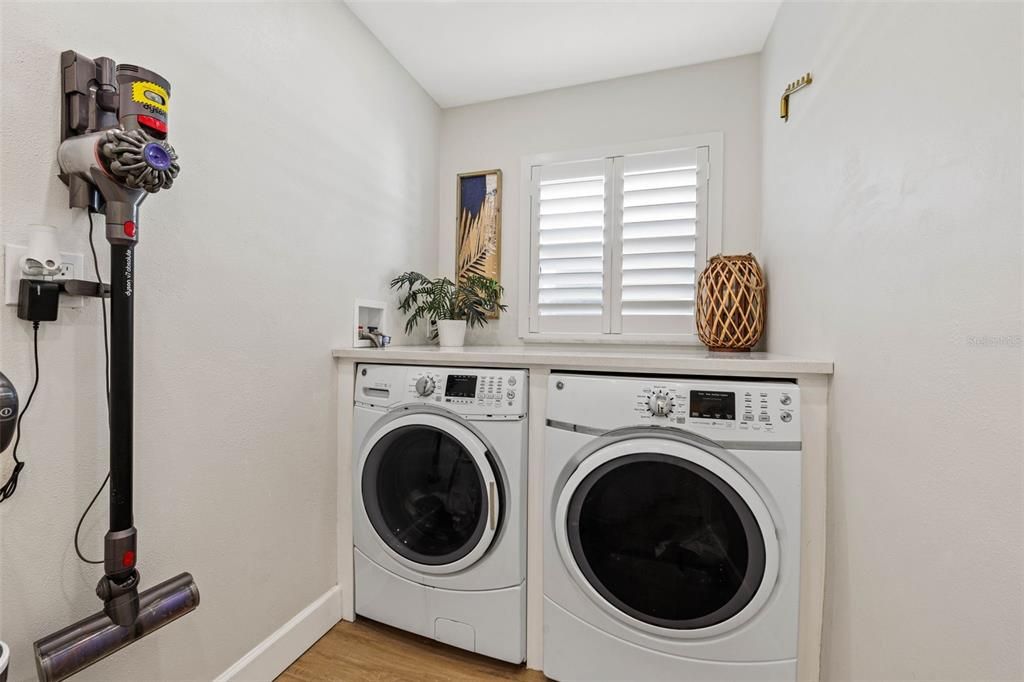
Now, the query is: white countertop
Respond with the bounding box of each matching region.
[332,345,833,376]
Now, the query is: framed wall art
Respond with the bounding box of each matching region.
[456,169,502,316]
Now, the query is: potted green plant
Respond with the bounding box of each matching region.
[390,271,507,347]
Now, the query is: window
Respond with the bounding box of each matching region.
[520,135,722,343]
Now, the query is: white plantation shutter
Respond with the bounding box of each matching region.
[525,138,716,340]
[618,147,707,335]
[530,158,609,333]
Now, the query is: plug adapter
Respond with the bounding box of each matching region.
[17,279,59,322]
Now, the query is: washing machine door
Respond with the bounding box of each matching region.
[554,436,779,638]
[360,413,502,575]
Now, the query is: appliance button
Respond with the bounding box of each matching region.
[780,412,793,423]
[743,413,754,421]
[506,390,516,400]
[780,395,792,406]
[508,377,517,386]
[758,413,771,422]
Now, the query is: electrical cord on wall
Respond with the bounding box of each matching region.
[73,210,111,565]
[0,321,40,503]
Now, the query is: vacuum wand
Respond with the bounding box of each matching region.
[96,240,140,627]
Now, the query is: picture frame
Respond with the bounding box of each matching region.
[456,169,502,317]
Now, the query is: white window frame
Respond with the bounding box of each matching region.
[518,133,723,344]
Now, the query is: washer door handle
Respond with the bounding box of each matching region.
[488,481,496,531]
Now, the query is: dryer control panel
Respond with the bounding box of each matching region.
[549,373,800,443]
[356,364,527,419]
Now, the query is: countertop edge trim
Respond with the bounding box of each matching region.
[330,347,834,376]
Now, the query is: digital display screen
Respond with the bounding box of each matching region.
[690,391,736,420]
[445,375,478,398]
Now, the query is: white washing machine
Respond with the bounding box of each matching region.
[544,373,801,681]
[353,364,527,663]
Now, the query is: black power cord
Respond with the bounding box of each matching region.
[0,321,40,502]
[74,209,111,565]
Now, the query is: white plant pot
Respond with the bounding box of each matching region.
[437,320,467,348]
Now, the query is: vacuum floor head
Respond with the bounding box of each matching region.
[34,573,199,682]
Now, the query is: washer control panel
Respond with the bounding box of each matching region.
[356,364,527,418]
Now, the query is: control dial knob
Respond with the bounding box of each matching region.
[647,391,674,417]
[415,376,436,397]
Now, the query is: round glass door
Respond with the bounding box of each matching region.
[555,437,778,636]
[361,414,501,572]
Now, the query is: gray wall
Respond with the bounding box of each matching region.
[437,54,762,345]
[0,3,439,679]
[760,3,1023,679]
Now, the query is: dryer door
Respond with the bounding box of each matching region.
[554,436,780,638]
[360,413,502,575]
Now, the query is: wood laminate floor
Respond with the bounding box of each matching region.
[277,618,549,681]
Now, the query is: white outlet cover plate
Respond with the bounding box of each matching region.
[4,243,87,308]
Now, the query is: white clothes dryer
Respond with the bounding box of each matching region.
[544,373,802,681]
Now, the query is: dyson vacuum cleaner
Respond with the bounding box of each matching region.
[30,52,199,681]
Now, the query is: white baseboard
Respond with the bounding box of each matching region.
[215,586,342,682]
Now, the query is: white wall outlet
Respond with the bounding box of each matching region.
[4,243,88,309]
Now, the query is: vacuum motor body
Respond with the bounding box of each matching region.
[58,54,179,244]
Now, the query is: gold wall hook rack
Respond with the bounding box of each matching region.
[780,72,813,121]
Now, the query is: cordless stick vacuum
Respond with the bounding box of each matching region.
[33,52,199,682]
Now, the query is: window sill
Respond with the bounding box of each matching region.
[520,332,705,346]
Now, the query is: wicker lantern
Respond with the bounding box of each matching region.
[696,253,766,352]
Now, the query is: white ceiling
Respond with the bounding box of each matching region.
[346,1,781,108]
